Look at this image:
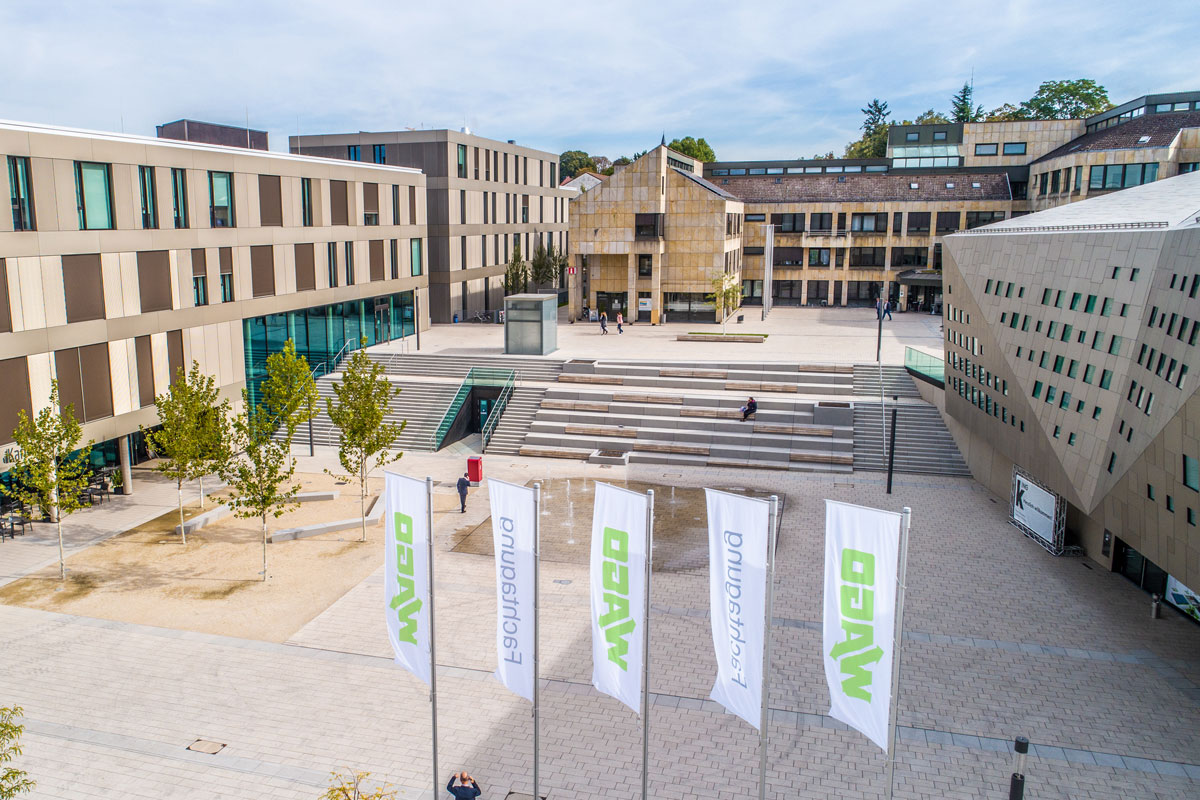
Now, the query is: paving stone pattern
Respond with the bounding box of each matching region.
[2,457,1199,798]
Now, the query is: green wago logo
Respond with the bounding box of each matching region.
[597,526,634,669]
[390,512,421,644]
[829,548,883,701]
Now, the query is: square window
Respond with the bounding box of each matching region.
[1068,433,1077,445]
[1046,386,1057,403]
[1100,369,1113,389]
[1101,297,1113,316]
[1084,295,1097,313]
[1069,292,1081,310]
[1032,380,1043,399]
[1052,355,1064,373]
[1060,391,1071,409]
[1130,268,1140,281]
[1108,335,1122,356]
[1083,364,1095,383]
[1185,455,1200,492]
[1061,324,1073,341]
[1067,360,1079,379]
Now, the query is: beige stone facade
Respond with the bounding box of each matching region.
[0,120,429,450]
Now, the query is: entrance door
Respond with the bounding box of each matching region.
[478,397,493,431]
[374,303,391,343]
[638,291,652,323]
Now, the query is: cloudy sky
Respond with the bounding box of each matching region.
[3,0,1199,162]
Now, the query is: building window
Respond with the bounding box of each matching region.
[808,248,831,267]
[634,213,663,239]
[1002,142,1027,155]
[7,156,35,231]
[521,196,529,224]
[327,242,338,287]
[932,131,947,141]
[348,145,360,161]
[208,171,234,228]
[1185,456,1200,492]
[906,212,930,235]
[1088,163,1159,190]
[974,143,998,156]
[848,247,886,267]
[344,242,354,285]
[411,239,423,277]
[849,213,887,232]
[74,161,114,230]
[390,239,399,280]
[457,144,468,179]
[810,212,833,233]
[219,272,234,302]
[935,212,960,234]
[634,254,654,278]
[770,213,804,232]
[301,178,314,226]
[890,247,927,267]
[905,132,919,142]
[170,168,189,229]
[965,211,1004,229]
[373,144,386,164]
[137,166,158,229]
[193,275,208,306]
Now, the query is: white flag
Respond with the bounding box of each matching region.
[590,482,648,713]
[385,472,432,685]
[705,489,770,729]
[823,499,901,752]
[489,478,537,701]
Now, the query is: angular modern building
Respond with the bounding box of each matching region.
[1,119,429,477]
[290,129,570,323]
[939,169,1200,603]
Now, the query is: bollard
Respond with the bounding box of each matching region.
[1008,736,1029,800]
[1151,593,1161,619]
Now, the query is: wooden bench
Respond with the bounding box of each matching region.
[680,407,742,419]
[559,374,623,385]
[789,451,854,466]
[541,400,610,412]
[752,423,835,437]
[633,442,710,455]
[659,368,728,379]
[706,458,786,470]
[797,364,855,374]
[612,393,683,405]
[565,424,638,438]
[519,446,592,460]
[725,381,799,393]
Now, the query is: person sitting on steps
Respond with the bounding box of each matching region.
[741,397,757,421]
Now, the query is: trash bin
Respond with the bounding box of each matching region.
[467,456,482,486]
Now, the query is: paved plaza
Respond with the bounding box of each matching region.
[2,440,1200,799]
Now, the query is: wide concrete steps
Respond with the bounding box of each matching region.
[560,358,854,395]
[367,352,564,383]
[852,402,971,477]
[853,364,923,399]
[295,378,461,453]
[485,387,545,455]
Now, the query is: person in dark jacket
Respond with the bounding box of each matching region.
[599,312,608,334]
[741,397,757,421]
[456,473,470,513]
[447,772,481,798]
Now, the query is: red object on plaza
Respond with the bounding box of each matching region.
[467,456,482,486]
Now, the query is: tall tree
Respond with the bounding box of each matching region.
[4,381,93,581]
[504,240,528,295]
[844,99,891,158]
[592,156,612,174]
[325,347,404,542]
[559,150,597,180]
[529,239,556,289]
[985,103,1027,121]
[1020,79,1114,119]
[706,272,742,334]
[915,109,952,124]
[221,390,300,581]
[143,363,228,544]
[259,339,318,451]
[950,82,985,122]
[0,706,34,798]
[666,136,716,163]
[551,244,570,284]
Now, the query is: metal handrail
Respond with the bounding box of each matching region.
[956,221,1168,235]
[481,371,516,450]
[428,367,517,451]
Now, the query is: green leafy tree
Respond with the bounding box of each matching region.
[504,240,528,295]
[1020,79,1113,119]
[221,390,300,581]
[143,363,229,545]
[325,346,404,542]
[666,136,716,163]
[321,769,396,800]
[844,99,891,158]
[551,244,570,283]
[706,272,742,334]
[3,381,93,581]
[612,156,632,167]
[0,706,34,798]
[530,239,556,289]
[950,82,985,122]
[985,103,1027,121]
[259,339,318,450]
[559,150,597,180]
[809,151,837,160]
[914,109,952,124]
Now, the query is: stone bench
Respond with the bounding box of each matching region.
[541,400,611,412]
[175,503,232,536]
[612,393,683,405]
[518,445,593,460]
[269,494,382,543]
[752,423,835,437]
[676,334,765,343]
[564,424,638,438]
[725,381,799,393]
[297,490,340,503]
[559,374,623,385]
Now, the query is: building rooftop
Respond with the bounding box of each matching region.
[1033,111,1200,164]
[966,170,1200,232]
[672,167,739,200]
[720,172,1011,203]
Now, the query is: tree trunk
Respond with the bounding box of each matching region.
[199,475,205,510]
[261,514,268,582]
[360,463,367,543]
[57,517,65,581]
[178,482,187,546]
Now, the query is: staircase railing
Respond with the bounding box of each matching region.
[481,371,517,451]
[428,367,517,451]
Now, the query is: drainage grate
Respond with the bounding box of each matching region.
[187,739,226,755]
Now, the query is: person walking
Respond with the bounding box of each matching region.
[875,297,882,320]
[740,397,757,421]
[883,299,893,320]
[616,311,624,334]
[599,311,608,335]
[456,472,470,513]
[447,772,481,799]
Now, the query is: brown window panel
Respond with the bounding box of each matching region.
[191,248,207,277]
[294,243,316,292]
[166,330,184,386]
[137,250,173,313]
[369,240,385,281]
[363,182,379,214]
[61,253,106,323]
[54,348,84,421]
[219,247,233,274]
[0,259,10,333]
[258,174,283,227]
[250,245,276,298]
[330,180,349,226]
[135,335,155,407]
[79,342,113,421]
[408,185,417,225]
[0,356,32,444]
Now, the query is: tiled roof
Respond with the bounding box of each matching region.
[722,172,1011,203]
[1033,112,1200,165]
[671,168,739,200]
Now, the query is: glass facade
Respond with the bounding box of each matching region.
[242,291,416,407]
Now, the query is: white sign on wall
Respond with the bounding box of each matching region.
[1010,467,1063,554]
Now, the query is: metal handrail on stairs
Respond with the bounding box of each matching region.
[481,373,517,451]
[428,367,517,451]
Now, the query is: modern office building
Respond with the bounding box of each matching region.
[290,129,571,323]
[1,119,429,476]
[568,145,744,324]
[156,119,269,151]
[939,169,1200,602]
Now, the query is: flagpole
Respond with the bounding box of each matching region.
[758,495,780,800]
[532,482,542,800]
[884,506,912,799]
[425,476,439,800]
[641,489,655,800]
